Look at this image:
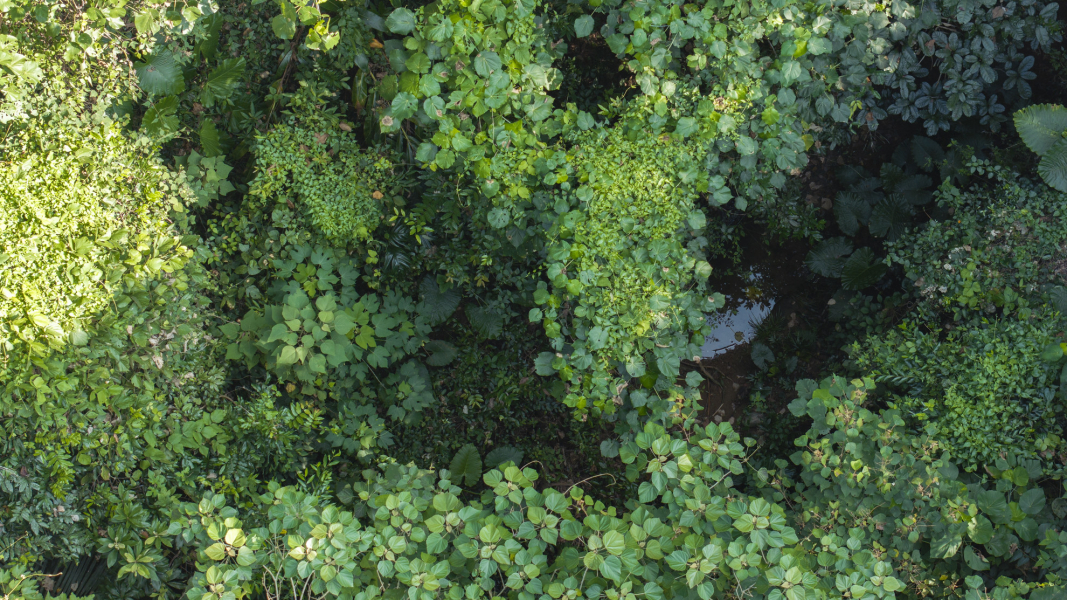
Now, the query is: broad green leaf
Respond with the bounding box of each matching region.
[967,515,993,544]
[487,208,509,229]
[1014,104,1067,155]
[386,8,416,34]
[806,237,853,278]
[391,92,418,120]
[142,95,180,135]
[807,37,832,55]
[1038,139,1067,192]
[840,248,887,290]
[1019,488,1046,515]
[485,446,524,468]
[277,345,299,366]
[134,10,159,35]
[202,57,246,104]
[450,444,483,487]
[675,117,698,137]
[473,51,502,77]
[416,142,439,163]
[977,491,1010,523]
[587,326,608,350]
[135,51,184,95]
[199,119,221,157]
[834,192,871,236]
[574,15,594,38]
[418,278,460,325]
[736,137,758,155]
[205,543,226,561]
[599,555,622,582]
[272,15,296,39]
[930,532,962,558]
[424,339,458,366]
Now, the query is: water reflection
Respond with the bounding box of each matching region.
[701,272,774,358]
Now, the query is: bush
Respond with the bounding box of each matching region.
[779,377,1067,599]
[885,160,1067,323]
[0,83,194,353]
[852,316,1067,474]
[6,1,1067,599]
[525,126,718,419]
[247,121,397,247]
[168,378,1067,600]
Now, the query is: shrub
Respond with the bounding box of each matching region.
[377,0,565,167]
[522,125,719,420]
[779,377,1067,599]
[0,84,194,353]
[168,378,1067,600]
[851,316,1066,474]
[247,121,397,247]
[885,159,1067,322]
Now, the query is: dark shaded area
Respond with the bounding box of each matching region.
[553,33,629,114]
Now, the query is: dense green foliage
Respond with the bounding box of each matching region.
[2,0,1067,599]
[246,121,397,247]
[842,163,1067,474]
[0,83,193,353]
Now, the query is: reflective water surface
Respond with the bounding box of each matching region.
[701,271,775,357]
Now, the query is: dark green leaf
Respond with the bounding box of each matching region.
[199,120,221,157]
[135,51,184,95]
[271,14,296,39]
[450,444,483,487]
[834,192,871,236]
[840,248,887,290]
[386,8,416,34]
[1019,488,1046,515]
[466,304,503,339]
[424,340,458,367]
[202,57,246,103]
[419,277,460,325]
[1014,104,1067,156]
[1038,138,1067,192]
[806,237,853,278]
[485,446,524,468]
[574,15,594,37]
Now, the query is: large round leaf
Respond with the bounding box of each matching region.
[1038,138,1067,192]
[134,50,184,95]
[1014,104,1067,155]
